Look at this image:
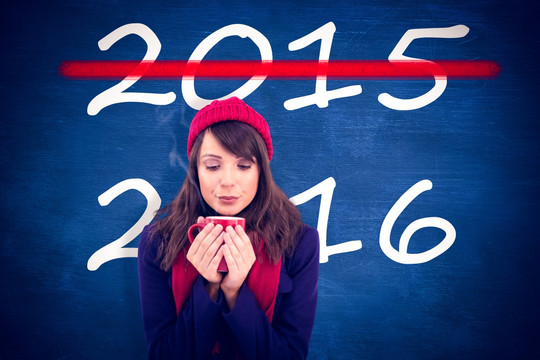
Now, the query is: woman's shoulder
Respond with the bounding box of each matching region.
[281,224,319,277]
[139,223,158,245]
[138,223,162,262]
[291,224,320,262]
[296,224,319,243]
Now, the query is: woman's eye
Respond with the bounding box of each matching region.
[238,163,252,170]
[205,164,220,171]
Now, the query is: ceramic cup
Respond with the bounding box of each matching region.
[188,216,246,272]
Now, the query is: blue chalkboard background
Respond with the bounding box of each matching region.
[1,0,539,359]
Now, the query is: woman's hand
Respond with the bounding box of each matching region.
[186,217,224,300]
[220,225,256,310]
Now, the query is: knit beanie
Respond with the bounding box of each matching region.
[187,97,273,160]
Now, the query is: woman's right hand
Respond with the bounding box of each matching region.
[186,217,224,294]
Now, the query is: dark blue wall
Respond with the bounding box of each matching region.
[1,0,539,359]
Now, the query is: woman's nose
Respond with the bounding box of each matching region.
[220,166,235,187]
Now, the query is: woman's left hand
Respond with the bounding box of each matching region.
[220,225,256,310]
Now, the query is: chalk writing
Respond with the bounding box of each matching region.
[289,177,363,263]
[85,22,460,269]
[379,179,456,264]
[378,25,469,110]
[88,177,454,269]
[182,24,272,110]
[88,178,161,271]
[283,22,362,110]
[87,23,175,116]
[85,22,470,115]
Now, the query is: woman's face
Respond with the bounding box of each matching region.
[197,130,260,216]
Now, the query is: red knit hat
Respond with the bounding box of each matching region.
[187,97,273,160]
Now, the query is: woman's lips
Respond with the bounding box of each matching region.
[218,196,238,204]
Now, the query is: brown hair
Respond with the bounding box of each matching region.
[148,121,302,271]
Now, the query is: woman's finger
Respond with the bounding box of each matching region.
[221,230,255,295]
[222,233,238,272]
[188,223,222,264]
[225,225,254,264]
[200,232,224,270]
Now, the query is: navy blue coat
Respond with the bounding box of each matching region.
[138,225,320,359]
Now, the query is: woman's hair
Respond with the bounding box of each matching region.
[148,120,302,271]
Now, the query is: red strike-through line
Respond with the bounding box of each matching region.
[59,60,500,80]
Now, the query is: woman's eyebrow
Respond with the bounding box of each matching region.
[239,156,257,164]
[200,154,222,159]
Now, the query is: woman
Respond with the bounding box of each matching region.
[138,97,319,359]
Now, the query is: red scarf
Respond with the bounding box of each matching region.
[172,240,281,322]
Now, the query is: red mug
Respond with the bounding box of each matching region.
[188,216,246,272]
